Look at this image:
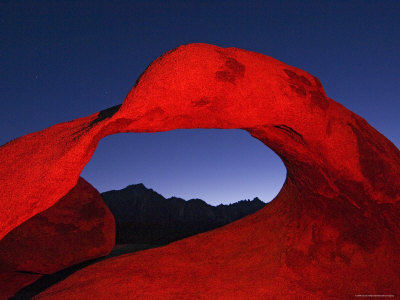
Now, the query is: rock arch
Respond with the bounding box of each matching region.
[0,43,399,298]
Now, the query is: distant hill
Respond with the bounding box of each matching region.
[101,184,266,245]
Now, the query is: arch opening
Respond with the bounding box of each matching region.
[82,129,286,205]
[81,128,286,246]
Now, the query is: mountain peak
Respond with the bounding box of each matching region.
[101,184,267,245]
[125,183,147,190]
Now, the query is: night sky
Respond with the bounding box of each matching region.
[1,1,399,205]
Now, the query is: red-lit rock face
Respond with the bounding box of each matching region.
[0,43,399,298]
[0,272,42,300]
[0,177,115,274]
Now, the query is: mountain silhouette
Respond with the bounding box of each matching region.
[101,184,266,245]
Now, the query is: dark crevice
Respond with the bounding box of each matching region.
[15,270,42,275]
[89,104,121,127]
[9,258,102,300]
[274,125,304,142]
[9,245,160,299]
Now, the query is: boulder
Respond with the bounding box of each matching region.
[0,177,115,274]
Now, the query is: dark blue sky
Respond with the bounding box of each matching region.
[1,1,399,205]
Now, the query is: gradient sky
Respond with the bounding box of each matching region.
[1,1,399,205]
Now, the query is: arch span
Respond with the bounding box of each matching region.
[0,43,399,297]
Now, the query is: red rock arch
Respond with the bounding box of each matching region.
[1,43,399,298]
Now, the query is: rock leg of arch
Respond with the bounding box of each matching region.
[0,43,399,298]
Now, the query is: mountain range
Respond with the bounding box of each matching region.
[101,184,266,245]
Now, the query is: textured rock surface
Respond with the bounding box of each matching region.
[0,177,115,274]
[0,43,399,298]
[0,272,42,300]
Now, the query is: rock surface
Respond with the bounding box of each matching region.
[0,43,399,298]
[0,177,115,274]
[0,272,42,300]
[102,183,266,244]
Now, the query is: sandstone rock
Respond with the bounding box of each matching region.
[0,272,41,300]
[0,177,115,274]
[0,43,399,298]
